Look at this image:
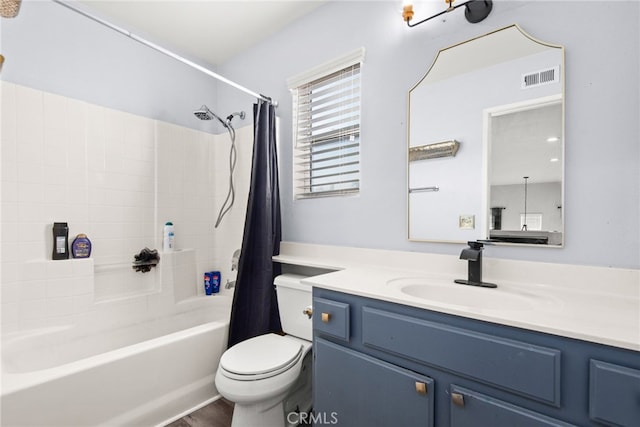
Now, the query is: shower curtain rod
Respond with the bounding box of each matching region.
[52,0,276,106]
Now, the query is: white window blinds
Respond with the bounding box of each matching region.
[289,49,364,199]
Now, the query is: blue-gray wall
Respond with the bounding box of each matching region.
[218,1,640,269]
[1,0,221,133]
[2,1,639,269]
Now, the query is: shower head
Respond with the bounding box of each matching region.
[194,105,227,128]
[194,105,246,129]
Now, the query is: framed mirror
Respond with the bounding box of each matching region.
[407,24,564,246]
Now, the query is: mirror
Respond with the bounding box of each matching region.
[408,24,564,246]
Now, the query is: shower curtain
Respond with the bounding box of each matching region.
[227,100,282,348]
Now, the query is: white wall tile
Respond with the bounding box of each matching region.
[47,296,74,317]
[1,242,20,264]
[72,294,93,314]
[17,202,44,224]
[71,258,94,276]
[1,262,21,284]
[22,261,47,280]
[3,84,250,336]
[21,314,73,331]
[1,82,18,144]
[19,280,47,301]
[2,282,21,304]
[18,222,46,243]
[18,180,45,203]
[46,277,75,299]
[15,85,44,164]
[71,275,93,296]
[46,259,74,277]
[1,302,20,333]
[19,241,48,263]
[19,298,48,320]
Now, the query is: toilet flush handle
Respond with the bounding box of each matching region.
[302,306,313,319]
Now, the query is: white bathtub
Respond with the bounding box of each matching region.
[1,295,232,427]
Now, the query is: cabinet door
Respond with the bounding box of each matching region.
[589,360,640,427]
[314,338,434,427]
[450,385,575,427]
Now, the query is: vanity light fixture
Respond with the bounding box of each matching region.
[0,0,21,18]
[546,136,560,142]
[402,0,493,27]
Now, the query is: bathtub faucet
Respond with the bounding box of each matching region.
[225,279,236,289]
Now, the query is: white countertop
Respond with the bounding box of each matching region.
[275,242,640,352]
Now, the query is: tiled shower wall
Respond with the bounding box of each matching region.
[1,82,252,334]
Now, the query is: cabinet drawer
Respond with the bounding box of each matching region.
[315,338,434,427]
[589,360,640,426]
[362,307,561,405]
[313,297,350,341]
[450,385,575,427]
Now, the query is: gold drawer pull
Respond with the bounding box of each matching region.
[321,312,331,323]
[415,382,427,395]
[452,392,465,407]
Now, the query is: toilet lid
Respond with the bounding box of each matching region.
[220,334,303,378]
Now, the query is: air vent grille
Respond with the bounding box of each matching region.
[522,66,560,89]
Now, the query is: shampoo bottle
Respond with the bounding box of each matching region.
[163,222,175,252]
[72,234,92,258]
[52,222,69,260]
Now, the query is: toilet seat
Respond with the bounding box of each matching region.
[220,334,303,381]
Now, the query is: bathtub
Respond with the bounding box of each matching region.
[1,295,232,427]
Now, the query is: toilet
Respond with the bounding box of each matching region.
[215,274,313,427]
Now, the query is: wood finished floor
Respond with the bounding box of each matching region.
[165,398,234,427]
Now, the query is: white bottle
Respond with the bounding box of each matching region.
[163,222,175,252]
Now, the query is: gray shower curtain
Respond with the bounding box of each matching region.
[227,100,282,348]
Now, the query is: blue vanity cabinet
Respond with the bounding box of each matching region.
[312,295,434,427]
[312,288,640,427]
[588,360,640,426]
[314,338,435,427]
[449,385,575,427]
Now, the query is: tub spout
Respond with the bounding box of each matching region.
[454,241,497,288]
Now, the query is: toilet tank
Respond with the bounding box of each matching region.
[275,274,312,341]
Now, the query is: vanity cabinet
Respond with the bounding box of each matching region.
[312,288,640,427]
[315,338,434,426]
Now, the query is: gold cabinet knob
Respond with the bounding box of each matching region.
[452,392,465,407]
[321,312,331,323]
[415,382,427,395]
[302,306,313,319]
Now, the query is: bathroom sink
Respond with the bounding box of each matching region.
[387,277,556,311]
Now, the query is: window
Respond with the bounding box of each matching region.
[520,213,543,231]
[288,48,364,198]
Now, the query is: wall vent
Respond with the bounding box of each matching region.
[522,65,560,89]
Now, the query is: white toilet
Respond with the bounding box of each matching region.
[215,274,313,427]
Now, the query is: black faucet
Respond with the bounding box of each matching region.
[454,241,497,288]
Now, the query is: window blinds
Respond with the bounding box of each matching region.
[291,52,363,199]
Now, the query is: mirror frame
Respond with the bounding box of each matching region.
[407,24,565,247]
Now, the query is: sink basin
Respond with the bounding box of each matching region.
[387,277,558,311]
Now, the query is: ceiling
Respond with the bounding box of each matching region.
[490,102,563,186]
[79,0,327,66]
